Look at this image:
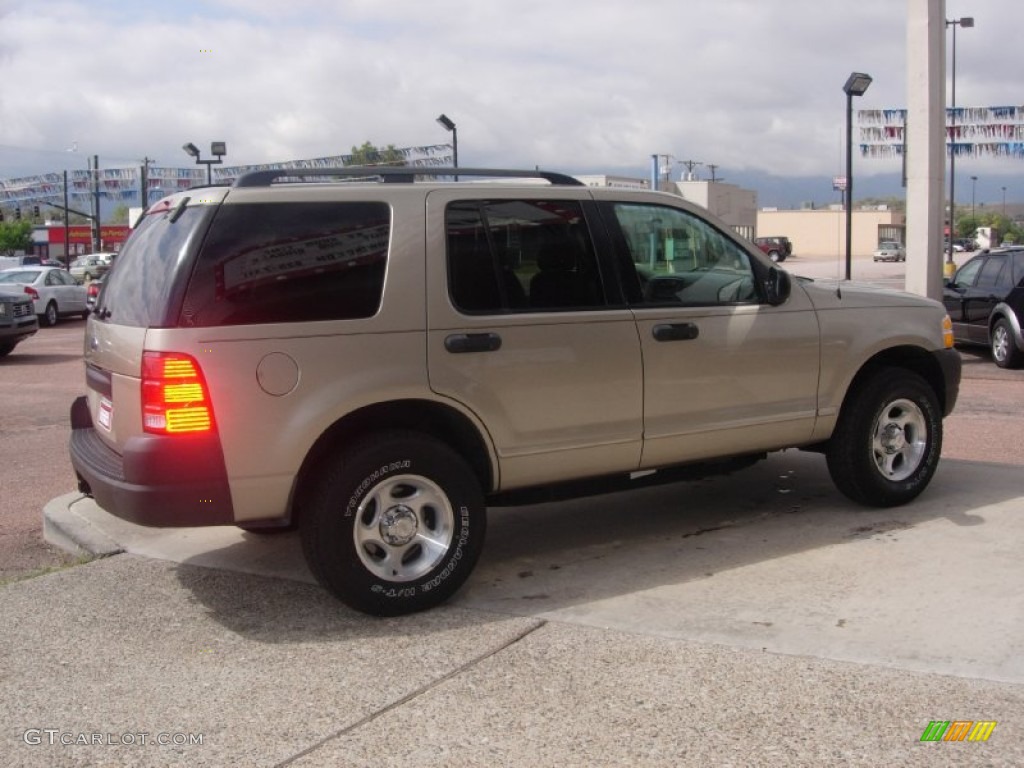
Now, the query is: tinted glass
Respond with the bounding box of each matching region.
[446,199,605,313]
[609,203,758,306]
[100,206,212,327]
[179,202,389,326]
[976,255,1007,291]
[951,257,983,290]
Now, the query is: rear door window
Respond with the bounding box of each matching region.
[446,199,606,313]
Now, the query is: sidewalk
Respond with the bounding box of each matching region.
[4,451,1023,766]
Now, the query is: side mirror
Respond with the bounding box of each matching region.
[765,267,791,306]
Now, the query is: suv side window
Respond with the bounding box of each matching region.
[976,255,1008,292]
[446,199,606,313]
[607,203,758,306]
[951,256,984,290]
[181,202,389,326]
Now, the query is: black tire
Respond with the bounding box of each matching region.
[42,301,58,327]
[301,431,486,616]
[768,250,781,262]
[990,318,1023,369]
[826,368,942,507]
[0,343,14,358]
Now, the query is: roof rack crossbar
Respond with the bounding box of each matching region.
[232,167,584,188]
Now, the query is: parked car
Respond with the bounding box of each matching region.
[70,167,960,616]
[943,246,1024,368]
[0,267,89,326]
[752,236,792,262]
[85,273,107,314]
[0,285,39,357]
[69,255,112,283]
[873,241,906,262]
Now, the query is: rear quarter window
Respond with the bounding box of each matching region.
[179,201,390,326]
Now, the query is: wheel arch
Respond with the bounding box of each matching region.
[842,346,950,419]
[289,399,495,525]
[990,303,1023,346]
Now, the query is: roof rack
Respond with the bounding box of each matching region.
[232,166,584,188]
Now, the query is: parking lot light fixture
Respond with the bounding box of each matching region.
[182,141,226,185]
[946,17,974,269]
[436,114,458,176]
[843,72,872,280]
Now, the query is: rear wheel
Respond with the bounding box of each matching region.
[301,431,486,616]
[42,301,58,327]
[826,368,942,507]
[0,342,15,357]
[768,250,781,262]
[991,318,1023,369]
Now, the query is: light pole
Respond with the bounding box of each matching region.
[970,175,978,221]
[946,16,974,271]
[843,72,872,280]
[436,114,458,179]
[182,141,227,185]
[1002,186,1007,217]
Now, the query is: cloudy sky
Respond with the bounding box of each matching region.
[0,0,1019,206]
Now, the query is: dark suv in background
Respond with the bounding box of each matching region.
[943,246,1024,368]
[752,236,792,262]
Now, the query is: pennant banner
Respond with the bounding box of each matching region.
[856,105,1024,159]
[0,144,455,206]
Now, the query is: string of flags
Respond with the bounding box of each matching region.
[0,144,454,207]
[857,105,1024,159]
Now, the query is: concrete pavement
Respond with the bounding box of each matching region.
[4,450,1022,765]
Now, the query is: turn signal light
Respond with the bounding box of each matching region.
[941,315,955,349]
[141,352,215,434]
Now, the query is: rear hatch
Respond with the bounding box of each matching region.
[83,190,226,451]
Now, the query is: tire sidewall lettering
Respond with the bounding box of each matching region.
[344,460,412,518]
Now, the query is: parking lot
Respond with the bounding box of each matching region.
[2,256,1023,766]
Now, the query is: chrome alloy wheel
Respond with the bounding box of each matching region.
[872,398,928,481]
[353,474,456,582]
[992,323,1011,364]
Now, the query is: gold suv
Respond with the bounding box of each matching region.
[70,168,961,615]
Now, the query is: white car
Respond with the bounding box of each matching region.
[873,241,906,262]
[0,267,88,326]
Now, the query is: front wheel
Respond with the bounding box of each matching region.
[301,431,486,616]
[826,368,942,507]
[991,318,1023,369]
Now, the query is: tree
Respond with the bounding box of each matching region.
[108,205,131,225]
[0,221,33,256]
[345,142,406,167]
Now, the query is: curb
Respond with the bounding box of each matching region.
[43,492,124,559]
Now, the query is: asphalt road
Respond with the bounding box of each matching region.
[1,259,1022,584]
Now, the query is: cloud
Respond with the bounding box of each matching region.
[1,0,1021,196]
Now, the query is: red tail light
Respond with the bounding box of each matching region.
[141,352,216,434]
[24,286,39,300]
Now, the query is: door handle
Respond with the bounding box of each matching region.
[652,323,699,342]
[444,332,503,353]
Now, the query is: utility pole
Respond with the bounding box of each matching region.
[90,155,101,253]
[706,164,723,182]
[678,159,703,180]
[140,157,155,209]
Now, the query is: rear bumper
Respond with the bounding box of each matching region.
[69,396,235,527]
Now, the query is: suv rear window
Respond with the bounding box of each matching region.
[100,205,213,328]
[179,201,389,326]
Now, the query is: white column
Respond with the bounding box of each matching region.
[904,0,946,300]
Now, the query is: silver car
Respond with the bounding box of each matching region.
[873,241,906,262]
